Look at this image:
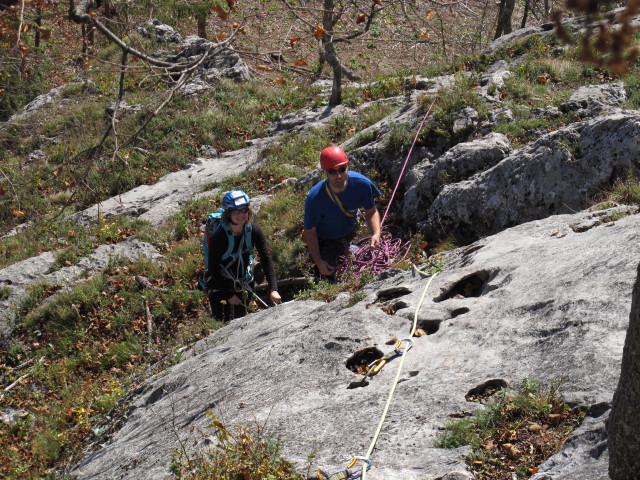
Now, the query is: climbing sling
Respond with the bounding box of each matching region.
[325,179,356,218]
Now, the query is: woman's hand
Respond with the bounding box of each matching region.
[270,290,282,304]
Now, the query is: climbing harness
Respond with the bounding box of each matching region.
[209,224,270,310]
[199,211,253,290]
[335,98,437,280]
[364,338,414,380]
[317,457,373,480]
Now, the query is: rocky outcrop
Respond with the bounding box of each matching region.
[560,83,627,118]
[607,262,640,479]
[166,35,251,83]
[3,78,97,125]
[136,19,182,44]
[70,208,640,480]
[0,239,162,343]
[402,133,512,222]
[415,113,640,239]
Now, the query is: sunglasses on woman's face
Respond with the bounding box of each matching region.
[232,207,249,214]
[327,165,347,175]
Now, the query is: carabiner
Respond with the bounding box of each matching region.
[394,337,414,355]
[364,358,387,379]
[346,456,373,479]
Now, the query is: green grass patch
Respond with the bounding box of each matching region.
[435,378,586,480]
[418,74,488,150]
[606,176,640,205]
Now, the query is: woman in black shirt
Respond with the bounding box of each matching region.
[206,190,281,321]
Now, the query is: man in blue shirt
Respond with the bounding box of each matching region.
[302,145,382,278]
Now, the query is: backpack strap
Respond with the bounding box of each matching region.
[219,223,236,260]
[219,223,254,285]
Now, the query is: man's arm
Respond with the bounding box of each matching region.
[301,227,335,276]
[364,206,381,248]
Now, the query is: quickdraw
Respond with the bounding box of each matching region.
[364,338,414,380]
[317,457,373,480]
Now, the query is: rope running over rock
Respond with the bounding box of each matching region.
[334,98,437,280]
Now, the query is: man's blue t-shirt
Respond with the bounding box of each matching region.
[304,171,381,240]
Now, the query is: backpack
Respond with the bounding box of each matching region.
[199,208,254,291]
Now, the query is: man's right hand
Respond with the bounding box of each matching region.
[317,260,335,277]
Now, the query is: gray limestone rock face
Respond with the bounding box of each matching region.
[560,83,627,118]
[425,113,640,239]
[136,19,183,44]
[607,262,640,479]
[0,239,162,344]
[5,78,96,124]
[167,36,251,82]
[402,133,512,223]
[70,210,640,480]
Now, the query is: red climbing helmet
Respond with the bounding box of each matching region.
[320,145,350,170]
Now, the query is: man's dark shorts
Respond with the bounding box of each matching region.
[315,232,355,281]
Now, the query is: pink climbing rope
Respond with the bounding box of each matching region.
[336,98,437,280]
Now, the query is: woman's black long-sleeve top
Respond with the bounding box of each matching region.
[206,222,278,300]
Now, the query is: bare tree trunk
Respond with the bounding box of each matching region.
[608,263,640,479]
[197,14,207,39]
[521,0,530,29]
[326,41,342,106]
[35,6,41,47]
[82,23,87,54]
[544,0,550,20]
[322,0,342,106]
[494,0,515,39]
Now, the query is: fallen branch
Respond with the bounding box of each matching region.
[136,275,168,293]
[0,373,30,402]
[145,299,153,354]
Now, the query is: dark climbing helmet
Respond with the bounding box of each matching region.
[222,190,250,210]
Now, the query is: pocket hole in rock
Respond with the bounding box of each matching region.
[434,271,491,302]
[381,300,408,315]
[345,347,383,375]
[417,319,441,335]
[462,245,483,256]
[376,286,411,302]
[465,378,508,402]
[451,307,470,318]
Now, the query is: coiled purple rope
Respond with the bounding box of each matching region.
[335,231,412,279]
[335,99,437,280]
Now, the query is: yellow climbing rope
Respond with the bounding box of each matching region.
[360,268,439,480]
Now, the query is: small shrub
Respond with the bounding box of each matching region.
[346,292,367,308]
[431,233,477,254]
[0,285,12,300]
[604,176,640,206]
[435,378,586,480]
[171,411,306,480]
[418,74,487,148]
[385,122,415,154]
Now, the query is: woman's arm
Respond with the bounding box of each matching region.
[252,224,280,302]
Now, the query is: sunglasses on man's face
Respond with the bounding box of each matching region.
[232,207,249,214]
[327,165,347,175]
